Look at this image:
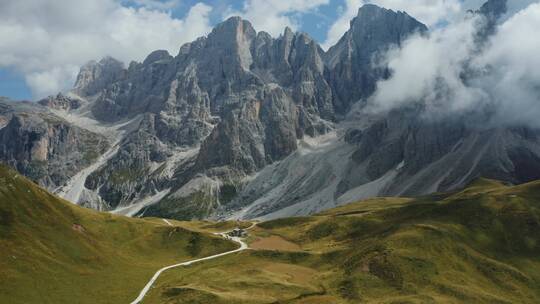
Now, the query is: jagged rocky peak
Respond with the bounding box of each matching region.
[0,110,109,189]
[207,16,257,70]
[251,26,326,83]
[74,56,125,96]
[210,16,257,43]
[352,4,428,45]
[327,3,428,66]
[325,4,428,114]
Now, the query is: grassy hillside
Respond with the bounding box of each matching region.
[144,178,540,303]
[0,166,237,304]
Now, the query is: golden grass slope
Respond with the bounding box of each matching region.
[0,165,237,304]
[144,178,540,303]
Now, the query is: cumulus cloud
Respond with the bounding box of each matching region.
[227,0,330,37]
[126,0,181,10]
[368,16,484,113]
[475,2,540,127]
[0,0,212,99]
[367,2,540,128]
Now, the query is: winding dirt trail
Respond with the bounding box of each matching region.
[129,221,256,304]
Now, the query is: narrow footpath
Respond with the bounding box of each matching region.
[130,221,256,304]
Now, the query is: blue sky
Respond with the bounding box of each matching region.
[0,0,533,101]
[123,0,345,49]
[0,69,32,100]
[161,0,341,42]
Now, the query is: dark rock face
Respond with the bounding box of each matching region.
[325,5,428,114]
[0,110,108,189]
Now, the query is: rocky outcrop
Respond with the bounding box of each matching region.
[84,114,171,208]
[38,93,81,111]
[0,110,109,189]
[194,90,298,176]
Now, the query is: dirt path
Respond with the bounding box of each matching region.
[161,218,173,226]
[129,221,255,304]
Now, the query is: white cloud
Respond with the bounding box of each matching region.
[0,0,212,99]
[227,0,330,37]
[475,2,540,127]
[26,66,80,99]
[367,2,540,128]
[368,16,484,113]
[127,0,181,10]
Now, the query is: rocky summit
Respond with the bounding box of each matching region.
[1,0,539,220]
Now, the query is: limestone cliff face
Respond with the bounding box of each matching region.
[83,114,171,209]
[0,106,108,189]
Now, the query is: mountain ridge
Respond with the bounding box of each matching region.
[3,0,539,221]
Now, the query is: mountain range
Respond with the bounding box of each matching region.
[1,0,539,221]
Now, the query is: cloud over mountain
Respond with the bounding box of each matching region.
[367,2,540,128]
